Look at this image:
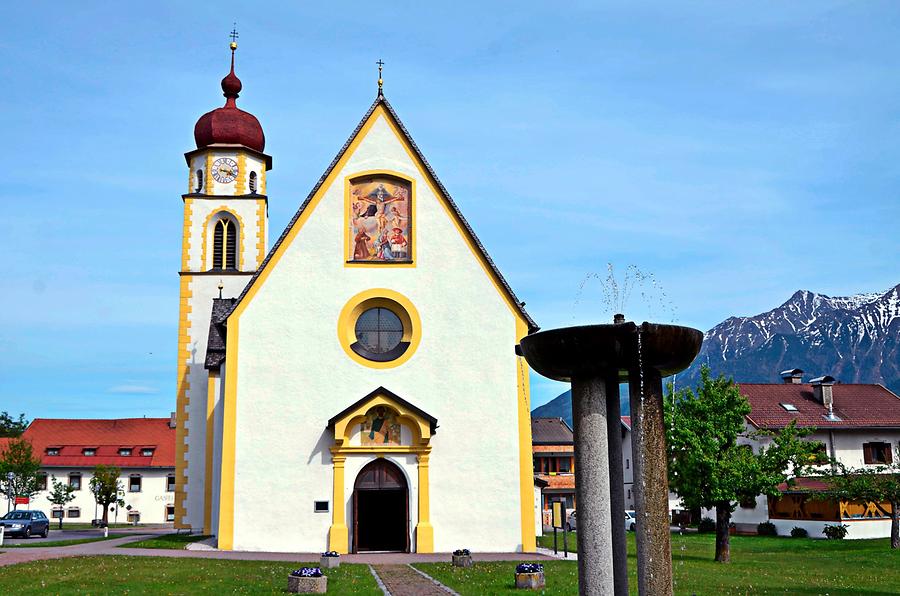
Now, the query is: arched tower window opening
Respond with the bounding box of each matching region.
[195,170,204,193]
[212,217,238,270]
[249,171,258,194]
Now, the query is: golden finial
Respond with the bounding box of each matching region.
[376,59,384,95]
[229,24,239,51]
[218,280,224,299]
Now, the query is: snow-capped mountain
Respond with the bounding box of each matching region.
[680,283,900,393]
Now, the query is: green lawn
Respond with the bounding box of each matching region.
[0,556,381,595]
[0,534,125,548]
[119,533,210,549]
[417,534,900,595]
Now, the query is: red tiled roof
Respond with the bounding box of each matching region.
[16,418,175,468]
[740,383,900,430]
[776,477,831,493]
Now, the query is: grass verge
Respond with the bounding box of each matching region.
[0,556,380,595]
[119,534,210,549]
[417,533,900,595]
[1,534,125,548]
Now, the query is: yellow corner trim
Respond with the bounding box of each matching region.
[336,288,421,370]
[343,169,416,268]
[216,317,240,550]
[516,317,536,552]
[203,371,218,533]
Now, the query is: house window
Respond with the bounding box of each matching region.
[129,475,142,492]
[740,495,757,509]
[83,448,96,456]
[627,489,632,500]
[558,458,571,473]
[37,474,47,491]
[68,473,81,491]
[314,501,329,513]
[119,448,132,456]
[166,474,176,492]
[51,509,63,519]
[127,511,141,523]
[166,505,175,522]
[195,169,203,193]
[46,448,60,456]
[864,442,892,465]
[625,458,630,470]
[212,218,237,270]
[249,171,257,193]
[354,307,404,358]
[140,448,155,457]
[67,507,81,519]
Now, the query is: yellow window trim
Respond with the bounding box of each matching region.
[337,288,421,370]
[200,207,246,271]
[343,170,416,268]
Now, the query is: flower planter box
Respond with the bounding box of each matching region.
[515,571,546,590]
[452,554,474,568]
[287,575,327,594]
[320,555,340,569]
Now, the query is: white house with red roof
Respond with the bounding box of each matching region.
[2,418,177,524]
[730,370,900,538]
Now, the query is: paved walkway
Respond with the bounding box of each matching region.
[0,532,554,568]
[371,564,457,596]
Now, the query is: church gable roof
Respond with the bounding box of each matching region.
[226,93,537,332]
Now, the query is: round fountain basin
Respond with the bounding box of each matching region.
[519,322,703,382]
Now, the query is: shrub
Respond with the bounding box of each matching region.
[321,551,340,557]
[290,567,323,577]
[757,521,777,536]
[823,524,849,540]
[790,527,808,538]
[453,549,471,556]
[697,517,716,533]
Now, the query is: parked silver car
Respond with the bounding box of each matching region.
[625,510,637,532]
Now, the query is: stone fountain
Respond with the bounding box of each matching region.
[519,318,702,596]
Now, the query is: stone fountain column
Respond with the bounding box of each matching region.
[628,366,673,596]
[571,374,615,595]
[605,377,628,596]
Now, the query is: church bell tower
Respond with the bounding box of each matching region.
[174,35,272,530]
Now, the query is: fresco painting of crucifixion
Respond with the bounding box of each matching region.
[349,177,411,262]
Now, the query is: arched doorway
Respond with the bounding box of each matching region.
[353,459,409,552]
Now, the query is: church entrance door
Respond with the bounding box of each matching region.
[352,459,409,553]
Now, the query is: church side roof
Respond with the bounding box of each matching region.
[205,297,236,370]
[225,93,537,332]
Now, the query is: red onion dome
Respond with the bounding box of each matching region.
[194,49,265,152]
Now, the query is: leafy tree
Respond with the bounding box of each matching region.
[0,438,43,509]
[819,446,900,549]
[46,476,76,529]
[0,412,28,438]
[88,465,123,527]
[665,365,823,562]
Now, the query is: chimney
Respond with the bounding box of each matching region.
[780,368,804,384]
[810,376,836,410]
[169,412,177,429]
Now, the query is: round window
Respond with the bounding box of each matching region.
[339,290,420,368]
[354,307,403,355]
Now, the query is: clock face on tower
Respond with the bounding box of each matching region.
[212,157,239,184]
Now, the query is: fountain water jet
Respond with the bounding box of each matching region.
[519,317,702,596]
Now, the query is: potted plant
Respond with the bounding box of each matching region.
[320,550,341,569]
[452,548,473,568]
[514,563,545,590]
[287,567,326,594]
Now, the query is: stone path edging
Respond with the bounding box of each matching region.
[368,564,391,596]
[406,564,460,595]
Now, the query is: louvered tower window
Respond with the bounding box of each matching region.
[249,171,257,193]
[195,170,203,193]
[213,218,238,270]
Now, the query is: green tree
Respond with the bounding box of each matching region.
[88,465,123,527]
[46,476,77,529]
[0,412,28,438]
[665,365,823,562]
[819,446,900,549]
[0,438,43,510]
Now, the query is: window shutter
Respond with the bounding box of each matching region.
[886,444,894,465]
[225,221,237,269]
[213,221,224,269]
[863,443,873,464]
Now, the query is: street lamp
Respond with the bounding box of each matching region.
[6,472,14,514]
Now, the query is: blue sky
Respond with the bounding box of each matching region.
[1,2,898,418]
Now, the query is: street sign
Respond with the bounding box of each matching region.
[551,500,566,529]
[14,497,29,505]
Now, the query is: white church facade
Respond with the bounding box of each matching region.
[173,44,538,554]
